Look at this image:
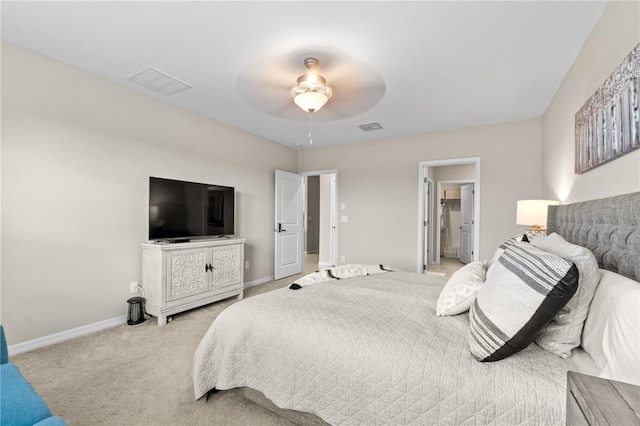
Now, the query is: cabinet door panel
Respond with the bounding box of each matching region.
[210,245,242,289]
[167,249,209,301]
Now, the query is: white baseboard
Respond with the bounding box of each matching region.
[9,276,277,356]
[318,261,333,267]
[8,315,128,356]
[244,276,274,288]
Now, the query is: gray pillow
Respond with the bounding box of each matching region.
[532,233,600,357]
[469,242,579,362]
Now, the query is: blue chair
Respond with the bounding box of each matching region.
[0,326,66,426]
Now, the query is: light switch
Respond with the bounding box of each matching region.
[341,216,348,223]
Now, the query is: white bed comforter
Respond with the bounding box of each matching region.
[193,271,570,425]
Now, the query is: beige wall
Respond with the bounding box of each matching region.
[434,164,476,183]
[1,43,297,344]
[542,1,640,202]
[297,118,543,271]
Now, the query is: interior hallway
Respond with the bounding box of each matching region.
[304,253,320,273]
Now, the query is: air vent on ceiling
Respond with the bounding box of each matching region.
[126,67,192,96]
[358,122,383,131]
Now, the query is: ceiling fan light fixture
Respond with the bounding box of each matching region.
[293,91,329,113]
[291,57,332,113]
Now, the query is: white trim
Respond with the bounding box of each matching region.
[244,276,275,288]
[8,315,127,356]
[318,261,333,267]
[299,169,338,177]
[425,178,434,266]
[417,157,481,273]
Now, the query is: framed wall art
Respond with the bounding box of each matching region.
[575,43,640,174]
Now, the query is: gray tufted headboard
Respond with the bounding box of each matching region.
[547,191,640,283]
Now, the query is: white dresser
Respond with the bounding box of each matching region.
[141,238,245,325]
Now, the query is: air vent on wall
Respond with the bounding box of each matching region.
[126,67,192,96]
[358,122,383,131]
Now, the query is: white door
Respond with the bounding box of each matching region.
[423,179,433,271]
[275,170,303,279]
[329,175,337,267]
[460,183,474,264]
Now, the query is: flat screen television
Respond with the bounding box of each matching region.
[148,177,235,242]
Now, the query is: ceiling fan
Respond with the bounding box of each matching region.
[236,50,386,122]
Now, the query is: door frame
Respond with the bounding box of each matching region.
[417,157,481,273]
[423,178,435,268]
[299,169,338,267]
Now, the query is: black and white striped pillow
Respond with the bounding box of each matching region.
[469,242,579,362]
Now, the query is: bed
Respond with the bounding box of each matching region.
[193,192,640,425]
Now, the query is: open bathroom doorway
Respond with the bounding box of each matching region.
[417,157,480,275]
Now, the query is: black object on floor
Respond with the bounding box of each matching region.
[126,297,146,325]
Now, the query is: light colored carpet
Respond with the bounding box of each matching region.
[13,255,437,425]
[10,276,306,426]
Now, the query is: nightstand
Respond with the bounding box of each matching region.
[566,371,640,425]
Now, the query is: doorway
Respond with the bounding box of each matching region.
[417,157,480,274]
[436,180,474,264]
[274,169,338,280]
[301,170,338,272]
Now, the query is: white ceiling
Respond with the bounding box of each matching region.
[1,1,607,150]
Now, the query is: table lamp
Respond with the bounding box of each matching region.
[516,199,559,242]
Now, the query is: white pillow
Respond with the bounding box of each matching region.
[436,260,487,316]
[581,269,640,386]
[532,233,600,358]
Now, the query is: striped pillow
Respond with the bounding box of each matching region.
[486,237,519,279]
[469,242,579,362]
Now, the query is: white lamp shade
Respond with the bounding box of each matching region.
[293,91,329,113]
[516,199,559,228]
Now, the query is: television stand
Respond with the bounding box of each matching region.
[141,238,245,325]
